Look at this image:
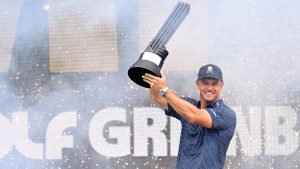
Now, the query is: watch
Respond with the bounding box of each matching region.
[159,87,170,96]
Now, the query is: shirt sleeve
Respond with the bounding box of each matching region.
[206,106,236,130]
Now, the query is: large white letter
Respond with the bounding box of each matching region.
[45,111,77,159]
[236,106,262,156]
[0,114,14,158]
[89,107,130,157]
[265,106,299,155]
[170,118,180,156]
[13,112,43,159]
[226,106,240,156]
[133,107,167,156]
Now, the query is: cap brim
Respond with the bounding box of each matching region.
[198,75,223,81]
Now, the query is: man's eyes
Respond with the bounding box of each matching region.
[201,82,219,86]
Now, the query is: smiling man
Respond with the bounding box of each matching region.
[142,64,236,169]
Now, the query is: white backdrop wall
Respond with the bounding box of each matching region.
[0,0,299,168]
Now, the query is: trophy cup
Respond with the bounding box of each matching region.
[128,2,190,88]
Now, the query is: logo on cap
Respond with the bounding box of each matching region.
[206,66,213,74]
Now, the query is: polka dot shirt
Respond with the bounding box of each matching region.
[165,98,236,169]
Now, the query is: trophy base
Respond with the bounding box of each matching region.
[128,60,161,88]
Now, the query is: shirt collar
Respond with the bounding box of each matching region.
[197,99,223,108]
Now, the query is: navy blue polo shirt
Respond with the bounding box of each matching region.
[166,98,236,169]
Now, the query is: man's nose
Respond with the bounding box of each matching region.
[206,84,213,90]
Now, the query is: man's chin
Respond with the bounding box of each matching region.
[203,95,217,102]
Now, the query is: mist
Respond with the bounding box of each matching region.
[0,0,299,168]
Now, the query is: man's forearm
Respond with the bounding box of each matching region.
[163,90,212,128]
[148,89,168,109]
[163,90,197,121]
[153,96,168,110]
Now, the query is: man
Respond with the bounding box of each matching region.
[142,64,236,169]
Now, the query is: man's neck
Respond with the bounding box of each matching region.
[200,98,219,109]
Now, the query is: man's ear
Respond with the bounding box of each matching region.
[195,80,201,90]
[220,81,224,88]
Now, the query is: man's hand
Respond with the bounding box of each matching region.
[142,71,168,90]
[142,71,168,109]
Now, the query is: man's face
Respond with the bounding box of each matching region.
[196,78,224,103]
